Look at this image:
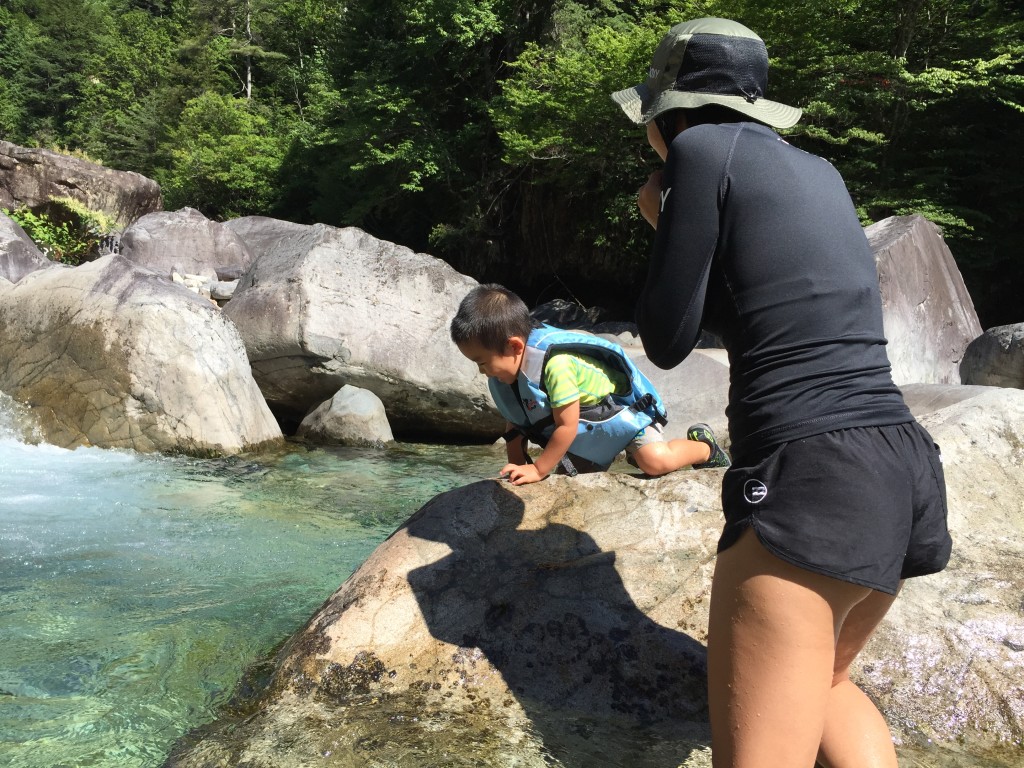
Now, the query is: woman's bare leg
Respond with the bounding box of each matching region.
[707,528,880,768]
[817,587,901,768]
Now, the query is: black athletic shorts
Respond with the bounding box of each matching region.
[719,421,952,595]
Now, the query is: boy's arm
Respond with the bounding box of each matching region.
[504,422,529,464]
[502,400,579,485]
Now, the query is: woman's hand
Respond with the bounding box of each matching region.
[638,170,663,229]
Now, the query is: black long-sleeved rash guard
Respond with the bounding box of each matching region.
[636,121,912,459]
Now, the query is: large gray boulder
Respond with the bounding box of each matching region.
[0,211,56,283]
[960,324,1024,389]
[120,208,254,281]
[164,385,1024,768]
[0,254,283,455]
[0,140,162,229]
[223,217,503,439]
[867,215,983,385]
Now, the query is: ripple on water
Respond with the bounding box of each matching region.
[0,435,498,768]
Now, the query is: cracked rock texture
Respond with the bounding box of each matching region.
[224,216,504,438]
[0,140,161,229]
[164,385,1024,767]
[0,253,282,455]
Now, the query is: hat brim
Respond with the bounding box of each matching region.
[612,82,802,130]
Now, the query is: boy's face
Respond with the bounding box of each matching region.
[457,337,525,385]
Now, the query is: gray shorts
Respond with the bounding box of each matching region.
[625,421,666,456]
[562,422,665,474]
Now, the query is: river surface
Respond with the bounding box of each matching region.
[0,395,497,768]
[1,396,1019,768]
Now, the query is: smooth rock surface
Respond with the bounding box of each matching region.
[960,324,1024,389]
[223,217,503,439]
[0,254,283,455]
[297,385,395,446]
[867,215,983,385]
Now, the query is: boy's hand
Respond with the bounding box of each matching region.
[500,463,547,486]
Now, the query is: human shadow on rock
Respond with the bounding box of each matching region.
[406,481,709,768]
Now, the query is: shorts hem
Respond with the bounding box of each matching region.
[899,563,948,581]
[743,520,900,596]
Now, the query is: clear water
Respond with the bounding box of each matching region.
[0,395,498,768]
[1,396,1019,768]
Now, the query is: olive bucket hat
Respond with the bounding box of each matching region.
[611,18,801,129]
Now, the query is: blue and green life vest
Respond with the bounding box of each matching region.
[489,326,668,468]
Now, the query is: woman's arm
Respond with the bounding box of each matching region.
[636,126,730,369]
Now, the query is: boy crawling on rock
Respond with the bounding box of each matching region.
[450,284,730,486]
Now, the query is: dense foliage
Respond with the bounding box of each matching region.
[0,0,1020,325]
[3,199,114,264]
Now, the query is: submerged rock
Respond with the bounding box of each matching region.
[164,386,1024,767]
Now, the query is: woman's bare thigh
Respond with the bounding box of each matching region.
[707,528,876,768]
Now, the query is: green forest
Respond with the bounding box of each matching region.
[1,0,1021,327]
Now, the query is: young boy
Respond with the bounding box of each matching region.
[450,284,730,486]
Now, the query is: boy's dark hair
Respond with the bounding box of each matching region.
[450,284,534,352]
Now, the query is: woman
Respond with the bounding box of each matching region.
[611,18,952,768]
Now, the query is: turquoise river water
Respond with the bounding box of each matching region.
[1,395,1019,768]
[0,396,496,768]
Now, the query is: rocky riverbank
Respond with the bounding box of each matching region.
[2,146,1022,765]
[161,385,1024,768]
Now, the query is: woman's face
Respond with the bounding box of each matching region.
[647,121,669,161]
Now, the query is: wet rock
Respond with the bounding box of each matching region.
[165,470,721,768]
